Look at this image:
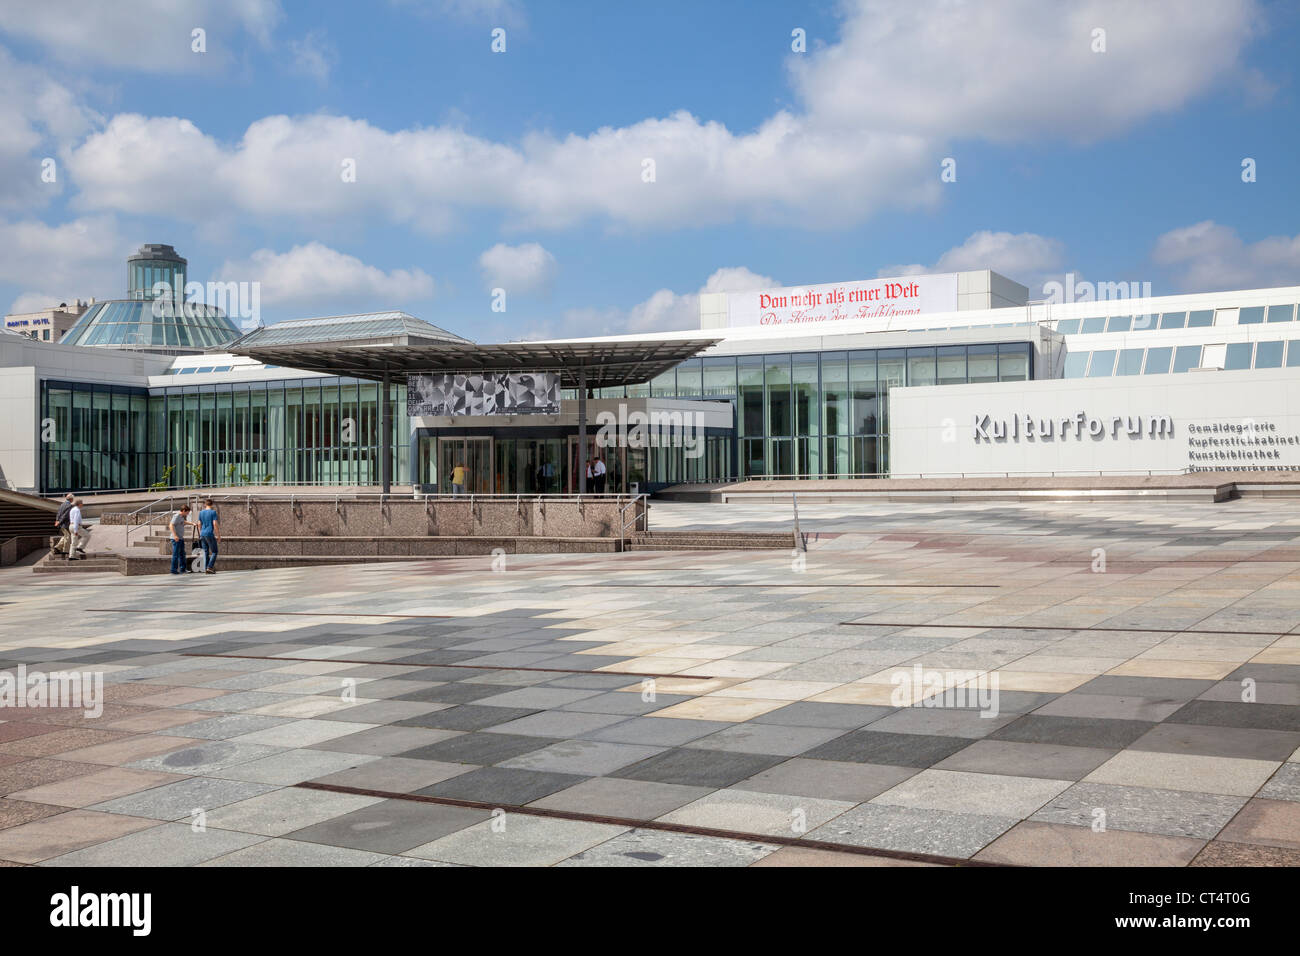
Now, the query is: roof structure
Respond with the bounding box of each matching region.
[228,314,720,388]
[60,299,240,350]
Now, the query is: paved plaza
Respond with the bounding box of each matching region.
[1,498,1298,867]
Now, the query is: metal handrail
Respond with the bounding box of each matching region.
[618,494,647,551]
[737,468,1196,480]
[123,494,173,547]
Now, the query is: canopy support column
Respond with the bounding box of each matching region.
[578,365,587,495]
[380,367,392,494]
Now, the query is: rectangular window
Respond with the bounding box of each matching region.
[906,347,936,387]
[1187,309,1214,327]
[1238,306,1265,325]
[850,350,878,434]
[876,349,904,434]
[1255,340,1284,368]
[1105,315,1132,333]
[1080,317,1107,334]
[967,344,998,383]
[1087,350,1116,377]
[1063,352,1089,378]
[1224,342,1253,369]
[821,351,849,435]
[1117,348,1144,376]
[765,354,792,436]
[674,358,702,397]
[1159,312,1186,329]
[936,346,966,385]
[702,356,736,397]
[1143,347,1172,374]
[737,357,764,438]
[1055,319,1080,334]
[1286,342,1300,367]
[1171,345,1202,373]
[997,344,1030,381]
[792,354,818,437]
[1267,304,1296,323]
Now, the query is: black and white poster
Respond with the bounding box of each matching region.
[406,371,561,416]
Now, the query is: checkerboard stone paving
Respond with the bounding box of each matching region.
[0,497,1299,867]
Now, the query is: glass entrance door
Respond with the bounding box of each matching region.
[437,437,492,493]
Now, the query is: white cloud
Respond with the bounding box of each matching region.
[880,230,1067,290]
[289,30,336,84]
[478,242,556,294]
[0,48,101,209]
[216,241,434,314]
[41,0,1270,235]
[0,0,282,72]
[1152,221,1300,292]
[0,216,126,306]
[792,0,1262,144]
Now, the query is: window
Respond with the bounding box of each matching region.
[936,346,966,385]
[1087,350,1116,377]
[1187,310,1214,328]
[1172,345,1202,373]
[906,347,936,387]
[1224,342,1253,369]
[1267,305,1296,323]
[1287,342,1300,368]
[1131,313,1157,332]
[1255,341,1284,369]
[1144,347,1172,374]
[1106,315,1132,332]
[196,366,214,373]
[1063,352,1089,378]
[1055,319,1080,335]
[1080,317,1106,334]
[967,345,998,383]
[1238,306,1265,325]
[1159,312,1186,329]
[997,344,1030,381]
[1117,348,1144,376]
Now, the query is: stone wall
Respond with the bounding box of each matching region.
[110,496,647,538]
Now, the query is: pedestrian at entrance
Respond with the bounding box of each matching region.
[585,458,594,493]
[450,461,467,496]
[169,504,193,575]
[66,498,87,560]
[593,456,607,494]
[53,492,74,555]
[198,497,220,573]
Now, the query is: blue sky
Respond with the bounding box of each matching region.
[0,0,1296,341]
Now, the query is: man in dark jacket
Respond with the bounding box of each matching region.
[52,493,74,555]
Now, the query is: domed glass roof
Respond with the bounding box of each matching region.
[59,298,241,350]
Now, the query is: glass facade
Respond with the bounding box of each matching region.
[60,299,242,349]
[42,377,407,493]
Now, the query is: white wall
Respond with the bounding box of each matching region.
[890,368,1300,476]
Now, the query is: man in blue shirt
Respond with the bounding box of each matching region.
[198,498,221,574]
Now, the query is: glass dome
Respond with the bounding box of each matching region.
[59,298,241,349]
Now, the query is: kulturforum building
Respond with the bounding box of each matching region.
[1,245,1297,497]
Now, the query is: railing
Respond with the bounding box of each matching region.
[737,468,1196,480]
[618,494,648,551]
[123,494,176,547]
[792,492,806,552]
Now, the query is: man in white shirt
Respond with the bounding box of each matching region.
[593,456,607,493]
[66,498,87,561]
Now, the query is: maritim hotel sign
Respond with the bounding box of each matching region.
[728,274,958,329]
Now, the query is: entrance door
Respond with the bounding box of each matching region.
[437,437,493,493]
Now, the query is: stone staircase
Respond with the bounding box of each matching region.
[625,529,796,551]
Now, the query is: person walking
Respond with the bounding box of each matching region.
[593,456,607,494]
[65,498,86,561]
[198,497,220,574]
[52,492,74,556]
[169,504,192,575]
[450,460,467,496]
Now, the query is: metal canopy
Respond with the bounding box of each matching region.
[230,338,721,388]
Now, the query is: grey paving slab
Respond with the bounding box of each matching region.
[395,705,540,732]
[556,827,779,866]
[202,838,390,867]
[405,814,627,866]
[809,803,1019,859]
[418,766,586,804]
[1032,694,1186,723]
[91,777,279,821]
[310,756,471,793]
[309,726,463,756]
[473,687,606,709]
[681,723,846,757]
[287,799,490,854]
[1258,763,1300,803]
[205,788,383,836]
[126,741,287,776]
[498,740,665,776]
[870,768,1071,817]
[802,730,973,768]
[932,739,1117,781]
[750,702,892,729]
[557,692,694,716]
[162,714,294,740]
[867,707,1018,739]
[990,715,1157,750]
[397,732,560,766]
[1166,699,1300,732]
[42,822,263,867]
[1030,782,1247,839]
[610,748,786,789]
[734,758,919,803]
[208,749,379,785]
[1129,722,1300,761]
[578,717,740,747]
[485,711,630,738]
[528,777,712,819]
